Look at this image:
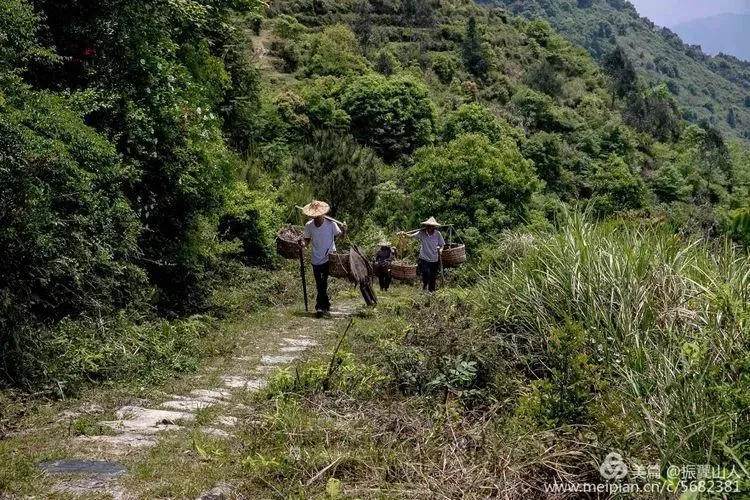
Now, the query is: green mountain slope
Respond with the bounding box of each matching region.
[485,0,750,141]
[254,0,749,238]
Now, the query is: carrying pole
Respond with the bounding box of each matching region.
[299,246,308,312]
[439,251,445,287]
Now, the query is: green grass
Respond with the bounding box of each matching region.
[474,211,750,480]
[217,214,750,496]
[1,264,300,398]
[2,245,748,497]
[0,287,305,497]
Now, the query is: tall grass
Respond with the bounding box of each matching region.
[475,211,750,471]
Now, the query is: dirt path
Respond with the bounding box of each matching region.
[0,296,364,499]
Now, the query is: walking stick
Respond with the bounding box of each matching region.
[299,246,308,312]
[439,251,445,288]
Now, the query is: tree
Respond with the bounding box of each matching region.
[522,132,571,196]
[407,134,540,241]
[0,89,150,376]
[697,120,732,194]
[304,25,370,77]
[370,181,413,231]
[353,0,373,50]
[341,73,435,162]
[603,46,637,108]
[512,86,572,132]
[589,154,647,215]
[402,0,435,28]
[442,104,505,143]
[273,14,307,40]
[727,108,737,129]
[650,164,691,203]
[431,52,459,84]
[524,60,563,98]
[0,0,48,71]
[375,49,399,76]
[624,85,681,142]
[462,16,489,79]
[293,130,379,220]
[24,0,259,314]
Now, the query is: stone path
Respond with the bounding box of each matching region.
[37,299,362,499]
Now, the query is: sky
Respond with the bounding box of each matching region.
[627,0,750,26]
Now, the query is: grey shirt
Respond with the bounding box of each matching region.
[414,229,445,263]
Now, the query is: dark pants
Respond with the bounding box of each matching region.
[419,259,440,291]
[376,264,391,291]
[312,262,330,311]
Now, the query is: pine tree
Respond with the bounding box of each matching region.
[462,16,489,78]
[728,108,737,129]
[353,0,373,50]
[603,46,638,108]
[293,130,379,219]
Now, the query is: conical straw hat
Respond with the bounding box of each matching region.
[301,200,330,217]
[421,216,441,227]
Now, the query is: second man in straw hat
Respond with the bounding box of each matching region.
[299,200,346,317]
[399,216,445,292]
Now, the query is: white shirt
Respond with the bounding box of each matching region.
[415,229,445,263]
[303,219,342,265]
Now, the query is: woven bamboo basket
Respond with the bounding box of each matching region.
[390,261,417,282]
[441,243,467,268]
[276,226,303,260]
[328,251,350,278]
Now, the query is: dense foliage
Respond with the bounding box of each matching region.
[487,0,750,142]
[0,0,275,389]
[3,0,750,405]
[408,134,539,243]
[2,0,750,496]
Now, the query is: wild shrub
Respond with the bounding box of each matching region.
[475,211,750,469]
[6,313,215,394]
[0,87,149,382]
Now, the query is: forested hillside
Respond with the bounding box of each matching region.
[486,0,750,142]
[3,0,750,391]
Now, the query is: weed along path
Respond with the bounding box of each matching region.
[0,294,365,499]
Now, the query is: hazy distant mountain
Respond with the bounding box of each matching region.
[627,0,750,27]
[673,14,750,61]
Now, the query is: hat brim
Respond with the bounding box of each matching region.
[421,216,442,226]
[301,201,330,217]
[302,209,329,217]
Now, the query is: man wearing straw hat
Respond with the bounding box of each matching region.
[299,200,345,316]
[399,216,445,292]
